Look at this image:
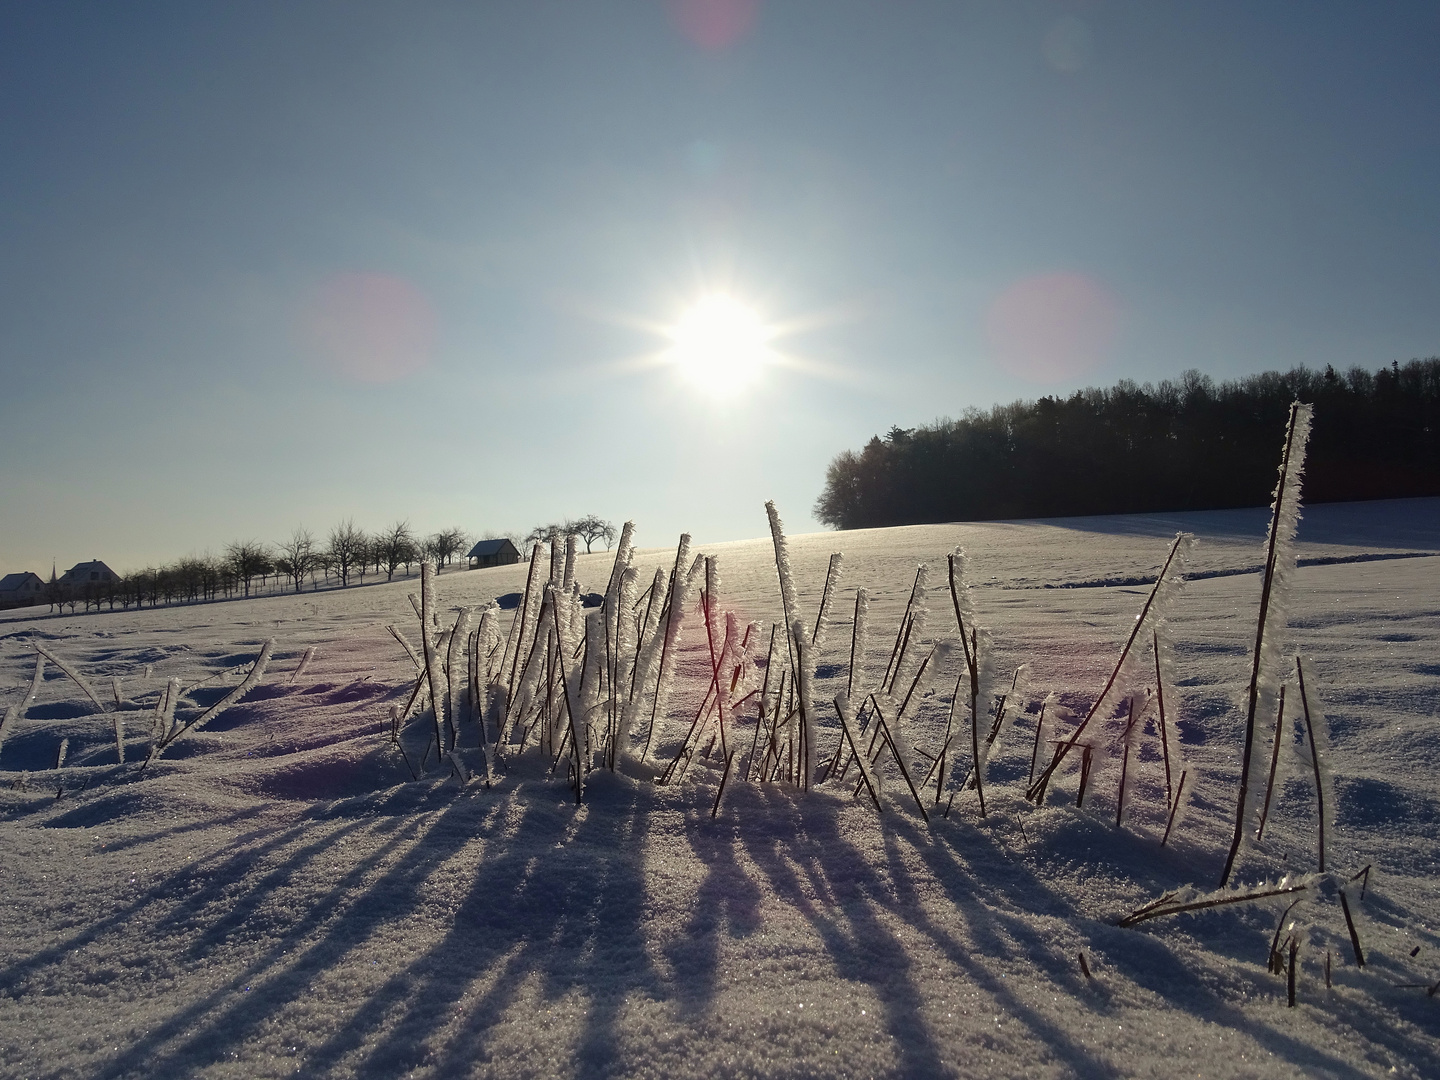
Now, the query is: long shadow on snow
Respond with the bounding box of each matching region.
[904,815,1391,1080]
[0,810,334,999]
[698,782,1111,1078]
[87,807,441,1080]
[89,771,661,1080]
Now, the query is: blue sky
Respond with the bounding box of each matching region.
[2,1,1437,573]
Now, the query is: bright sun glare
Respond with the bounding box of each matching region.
[667,294,772,396]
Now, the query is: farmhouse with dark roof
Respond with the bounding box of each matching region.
[0,571,45,608]
[467,538,520,568]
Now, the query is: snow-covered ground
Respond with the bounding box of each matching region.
[2,498,1438,1079]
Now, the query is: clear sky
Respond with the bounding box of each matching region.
[2,1,1437,574]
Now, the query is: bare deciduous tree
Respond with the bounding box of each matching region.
[327,520,367,587]
[225,540,273,599]
[378,520,417,581]
[276,528,320,593]
[424,526,468,569]
[569,514,617,553]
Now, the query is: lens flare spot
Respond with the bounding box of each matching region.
[985,272,1121,384]
[667,294,772,397]
[301,273,437,383]
[667,0,760,51]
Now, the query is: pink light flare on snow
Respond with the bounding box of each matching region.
[666,0,761,51]
[984,271,1121,385]
[300,273,438,383]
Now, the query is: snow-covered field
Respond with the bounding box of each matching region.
[2,498,1438,1080]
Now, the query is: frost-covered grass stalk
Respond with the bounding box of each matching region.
[944,550,978,797]
[792,619,816,787]
[387,626,421,669]
[562,534,577,591]
[503,544,547,701]
[154,678,180,742]
[1118,874,1315,927]
[599,523,636,766]
[445,608,471,751]
[966,627,997,816]
[884,566,929,698]
[622,567,668,752]
[147,640,274,765]
[1151,629,1179,807]
[1255,683,1289,842]
[1027,531,1193,804]
[34,644,107,715]
[765,501,800,668]
[1294,654,1334,873]
[419,564,447,756]
[1114,690,1148,828]
[642,538,696,761]
[1220,401,1313,887]
[833,691,883,811]
[0,652,43,762]
[0,704,17,761]
[1029,692,1060,786]
[290,646,317,684]
[847,587,869,701]
[811,553,843,652]
[746,625,780,781]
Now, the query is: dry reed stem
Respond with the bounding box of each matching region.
[1256,684,1288,842]
[1075,745,1094,809]
[812,553,842,645]
[1269,897,1305,974]
[1117,880,1309,927]
[833,694,883,812]
[883,567,926,694]
[745,628,779,781]
[1295,656,1327,872]
[868,698,927,820]
[1339,890,1366,967]
[710,750,737,818]
[1028,698,1048,786]
[1152,630,1173,806]
[1161,769,1188,845]
[846,591,864,700]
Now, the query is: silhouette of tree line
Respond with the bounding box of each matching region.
[41,522,472,614]
[814,359,1440,530]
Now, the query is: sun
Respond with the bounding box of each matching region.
[666,294,773,396]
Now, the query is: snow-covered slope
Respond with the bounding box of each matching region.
[2,499,1438,1079]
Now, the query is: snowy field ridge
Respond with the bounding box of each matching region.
[2,494,1439,1078]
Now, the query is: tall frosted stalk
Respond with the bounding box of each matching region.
[1219,402,1312,887]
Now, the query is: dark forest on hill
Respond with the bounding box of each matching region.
[814,359,1440,530]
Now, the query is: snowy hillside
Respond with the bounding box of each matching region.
[2,498,1438,1079]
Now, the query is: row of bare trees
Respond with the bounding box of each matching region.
[47,522,474,613]
[36,515,619,615]
[522,514,616,554]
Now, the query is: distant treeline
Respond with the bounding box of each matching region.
[814,359,1440,530]
[17,514,619,616]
